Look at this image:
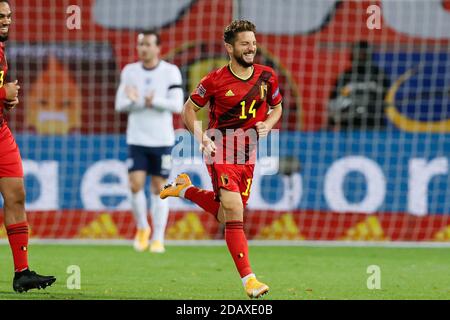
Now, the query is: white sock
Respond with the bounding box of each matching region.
[241,273,255,287]
[151,193,169,243]
[131,190,149,230]
[179,185,193,199]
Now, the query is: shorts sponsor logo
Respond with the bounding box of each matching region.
[126,158,134,169]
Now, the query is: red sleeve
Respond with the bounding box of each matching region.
[189,72,215,108]
[0,87,5,100]
[267,69,282,107]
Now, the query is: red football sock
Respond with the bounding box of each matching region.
[225,221,252,278]
[185,187,220,218]
[6,221,29,272]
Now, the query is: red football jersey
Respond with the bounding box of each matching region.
[0,42,9,127]
[190,63,282,130]
[189,63,282,164]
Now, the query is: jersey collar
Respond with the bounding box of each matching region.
[141,60,161,71]
[228,63,254,81]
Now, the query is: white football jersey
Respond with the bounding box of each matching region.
[115,60,184,147]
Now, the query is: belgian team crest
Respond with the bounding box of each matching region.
[260,81,268,100]
[220,174,229,186]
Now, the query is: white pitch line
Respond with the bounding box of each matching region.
[0,239,449,248]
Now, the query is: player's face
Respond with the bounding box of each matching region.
[0,2,12,42]
[232,31,257,68]
[137,34,160,63]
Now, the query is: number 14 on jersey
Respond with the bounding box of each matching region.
[239,100,256,119]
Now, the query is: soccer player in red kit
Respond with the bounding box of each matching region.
[160,20,282,298]
[0,0,56,293]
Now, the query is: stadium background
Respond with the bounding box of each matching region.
[0,0,449,242]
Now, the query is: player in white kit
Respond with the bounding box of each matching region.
[115,30,183,253]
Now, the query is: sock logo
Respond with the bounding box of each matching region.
[21,246,27,251]
[238,253,244,258]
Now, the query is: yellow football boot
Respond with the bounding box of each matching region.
[245,277,269,299]
[133,227,151,252]
[160,173,192,199]
[149,240,166,253]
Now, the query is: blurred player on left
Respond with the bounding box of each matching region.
[0,0,56,293]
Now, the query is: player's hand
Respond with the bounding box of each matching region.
[125,85,139,103]
[4,97,19,111]
[3,80,20,101]
[145,90,155,108]
[199,135,217,157]
[256,121,270,137]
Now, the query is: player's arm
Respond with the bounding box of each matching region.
[151,66,184,114]
[256,103,282,137]
[3,97,19,112]
[182,98,216,156]
[1,80,21,112]
[151,87,183,113]
[182,98,207,143]
[256,69,283,137]
[115,67,145,113]
[183,76,216,156]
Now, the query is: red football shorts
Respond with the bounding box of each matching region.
[0,125,24,178]
[207,163,255,206]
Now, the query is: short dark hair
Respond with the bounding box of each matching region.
[224,20,256,45]
[138,29,160,46]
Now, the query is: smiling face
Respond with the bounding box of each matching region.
[0,1,11,42]
[228,31,257,68]
[223,20,257,69]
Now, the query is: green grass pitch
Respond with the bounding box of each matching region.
[0,244,449,300]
